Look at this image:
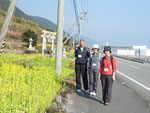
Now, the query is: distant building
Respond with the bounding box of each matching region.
[101,45,150,56]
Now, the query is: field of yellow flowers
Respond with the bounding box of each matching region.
[0,54,74,113]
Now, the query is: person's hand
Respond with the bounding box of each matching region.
[88,71,90,75]
[112,76,116,81]
[87,66,91,71]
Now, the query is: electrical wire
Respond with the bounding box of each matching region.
[72,0,80,32]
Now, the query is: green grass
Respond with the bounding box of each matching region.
[66,52,74,58]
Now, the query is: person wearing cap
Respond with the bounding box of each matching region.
[75,40,90,93]
[99,46,116,106]
[88,44,101,96]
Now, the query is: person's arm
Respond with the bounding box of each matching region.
[112,58,116,81]
[99,59,103,80]
[88,55,92,69]
[74,48,78,57]
[87,55,91,74]
[87,48,90,58]
[98,54,102,62]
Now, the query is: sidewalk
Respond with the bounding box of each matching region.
[65,79,150,113]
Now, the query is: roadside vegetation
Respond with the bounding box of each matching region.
[0,53,74,113]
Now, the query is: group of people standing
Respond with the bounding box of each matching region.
[75,40,116,106]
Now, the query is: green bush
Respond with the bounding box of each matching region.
[22,29,38,47]
[0,11,6,17]
[66,52,74,58]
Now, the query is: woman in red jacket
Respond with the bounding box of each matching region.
[99,46,116,106]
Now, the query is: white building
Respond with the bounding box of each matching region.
[132,45,147,50]
[117,50,135,56]
[102,45,150,56]
[140,49,150,56]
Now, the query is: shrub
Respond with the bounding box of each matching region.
[22,29,38,47]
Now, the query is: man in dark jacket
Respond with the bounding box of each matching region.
[75,40,90,93]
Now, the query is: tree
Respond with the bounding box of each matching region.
[22,29,37,47]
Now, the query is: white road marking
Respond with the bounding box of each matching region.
[117,70,150,92]
[117,61,122,64]
[129,65,140,70]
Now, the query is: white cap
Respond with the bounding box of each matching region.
[92,44,99,49]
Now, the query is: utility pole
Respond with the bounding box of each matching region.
[78,12,83,44]
[73,34,75,49]
[78,18,81,44]
[55,0,64,75]
[0,0,18,48]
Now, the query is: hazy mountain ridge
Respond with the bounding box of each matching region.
[0,0,57,31]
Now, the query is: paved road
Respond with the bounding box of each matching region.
[65,57,150,113]
[116,57,150,101]
[65,79,150,113]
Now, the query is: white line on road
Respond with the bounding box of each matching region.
[129,65,140,70]
[117,61,122,64]
[117,70,150,92]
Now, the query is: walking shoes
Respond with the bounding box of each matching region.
[76,89,81,93]
[90,92,97,96]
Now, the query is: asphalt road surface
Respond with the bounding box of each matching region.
[65,79,150,113]
[116,57,150,101]
[65,57,150,113]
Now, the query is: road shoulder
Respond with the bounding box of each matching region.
[65,79,150,113]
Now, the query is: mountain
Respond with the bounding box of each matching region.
[73,34,98,47]
[29,16,57,32]
[0,0,57,31]
[81,36,98,47]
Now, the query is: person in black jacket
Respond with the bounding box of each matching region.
[75,40,90,93]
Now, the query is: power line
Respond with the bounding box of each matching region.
[81,0,84,11]
[72,0,80,31]
[70,0,75,14]
[81,0,88,12]
[70,0,89,43]
[86,0,89,12]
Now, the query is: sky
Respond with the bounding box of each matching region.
[16,0,150,47]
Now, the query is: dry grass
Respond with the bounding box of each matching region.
[0,11,43,49]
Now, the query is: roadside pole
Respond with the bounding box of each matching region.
[55,0,64,75]
[0,0,18,48]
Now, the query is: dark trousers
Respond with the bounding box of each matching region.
[89,70,99,93]
[75,63,88,90]
[101,75,113,103]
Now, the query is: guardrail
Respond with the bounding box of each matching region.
[99,52,150,63]
[113,54,145,63]
[141,57,150,63]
